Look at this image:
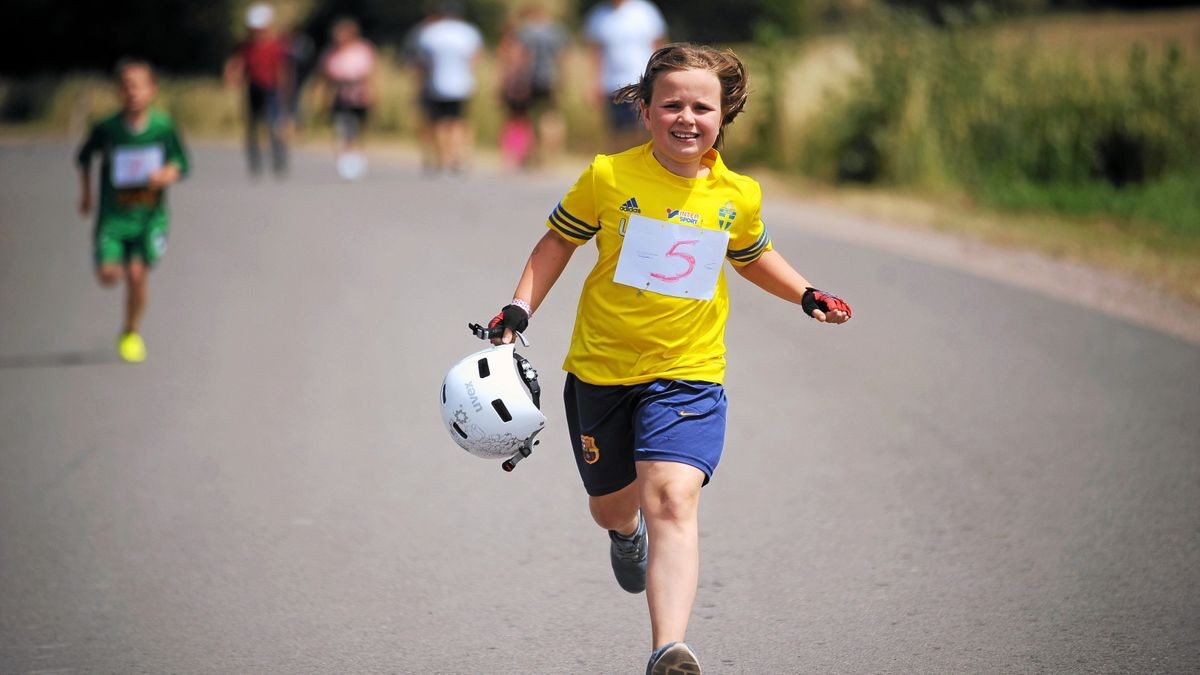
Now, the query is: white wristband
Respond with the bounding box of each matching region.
[511,298,533,317]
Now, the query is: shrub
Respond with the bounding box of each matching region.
[800,8,1200,232]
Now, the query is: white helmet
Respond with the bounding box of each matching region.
[441,344,546,465]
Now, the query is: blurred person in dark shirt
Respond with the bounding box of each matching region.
[515,3,568,167]
[497,14,536,168]
[497,4,569,170]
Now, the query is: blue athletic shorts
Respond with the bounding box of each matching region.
[563,373,728,496]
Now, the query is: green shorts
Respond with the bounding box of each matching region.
[94,211,169,267]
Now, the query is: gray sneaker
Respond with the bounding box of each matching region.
[646,641,701,675]
[608,512,648,593]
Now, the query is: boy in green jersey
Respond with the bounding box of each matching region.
[77,58,190,363]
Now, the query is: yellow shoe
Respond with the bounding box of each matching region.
[117,332,146,363]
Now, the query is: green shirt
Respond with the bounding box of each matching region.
[77,109,189,233]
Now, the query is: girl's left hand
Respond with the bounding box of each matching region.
[148,164,181,189]
[812,307,851,324]
[802,288,852,324]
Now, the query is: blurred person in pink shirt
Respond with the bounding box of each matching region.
[318,17,378,181]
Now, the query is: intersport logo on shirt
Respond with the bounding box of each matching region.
[665,208,701,225]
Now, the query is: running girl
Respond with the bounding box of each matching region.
[77,58,190,363]
[488,44,852,674]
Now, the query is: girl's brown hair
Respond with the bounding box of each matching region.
[612,43,749,148]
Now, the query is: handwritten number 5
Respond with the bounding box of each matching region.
[650,239,698,282]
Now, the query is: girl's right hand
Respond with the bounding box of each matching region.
[488,304,530,345]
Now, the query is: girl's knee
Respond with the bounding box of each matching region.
[126,262,148,285]
[641,478,701,524]
[96,265,122,287]
[589,483,640,531]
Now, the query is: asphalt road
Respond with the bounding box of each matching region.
[2,142,1197,674]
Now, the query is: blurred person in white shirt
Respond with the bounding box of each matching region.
[584,0,667,152]
[412,2,484,174]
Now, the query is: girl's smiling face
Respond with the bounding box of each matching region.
[642,67,723,178]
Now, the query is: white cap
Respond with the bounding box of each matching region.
[246,3,274,29]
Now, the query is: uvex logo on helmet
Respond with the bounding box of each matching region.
[465,380,484,412]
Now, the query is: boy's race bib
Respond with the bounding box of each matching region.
[612,214,730,301]
[111,144,165,188]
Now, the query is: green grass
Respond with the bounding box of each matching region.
[792,7,1200,242]
[978,173,1200,238]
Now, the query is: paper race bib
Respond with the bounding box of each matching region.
[612,215,730,300]
[111,144,165,188]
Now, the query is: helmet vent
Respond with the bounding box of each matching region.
[477,358,491,378]
[491,399,512,422]
[451,422,468,439]
[441,383,447,403]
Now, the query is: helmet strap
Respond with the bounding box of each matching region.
[512,352,541,409]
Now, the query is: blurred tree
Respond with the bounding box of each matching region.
[6,0,1194,79]
[572,0,1200,39]
[0,0,514,78]
[1049,0,1200,6]
[0,0,234,75]
[885,0,1048,23]
[886,0,1200,23]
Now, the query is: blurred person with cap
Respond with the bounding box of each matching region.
[584,0,667,152]
[224,2,292,178]
[411,1,484,175]
[318,16,379,181]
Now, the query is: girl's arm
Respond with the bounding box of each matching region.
[498,230,578,343]
[223,54,244,89]
[78,165,92,216]
[77,128,100,216]
[734,249,850,324]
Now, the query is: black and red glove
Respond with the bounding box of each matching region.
[488,303,530,336]
[801,287,852,319]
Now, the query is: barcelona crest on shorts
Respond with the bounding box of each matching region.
[580,434,600,465]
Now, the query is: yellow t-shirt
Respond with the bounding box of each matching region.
[548,142,772,386]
